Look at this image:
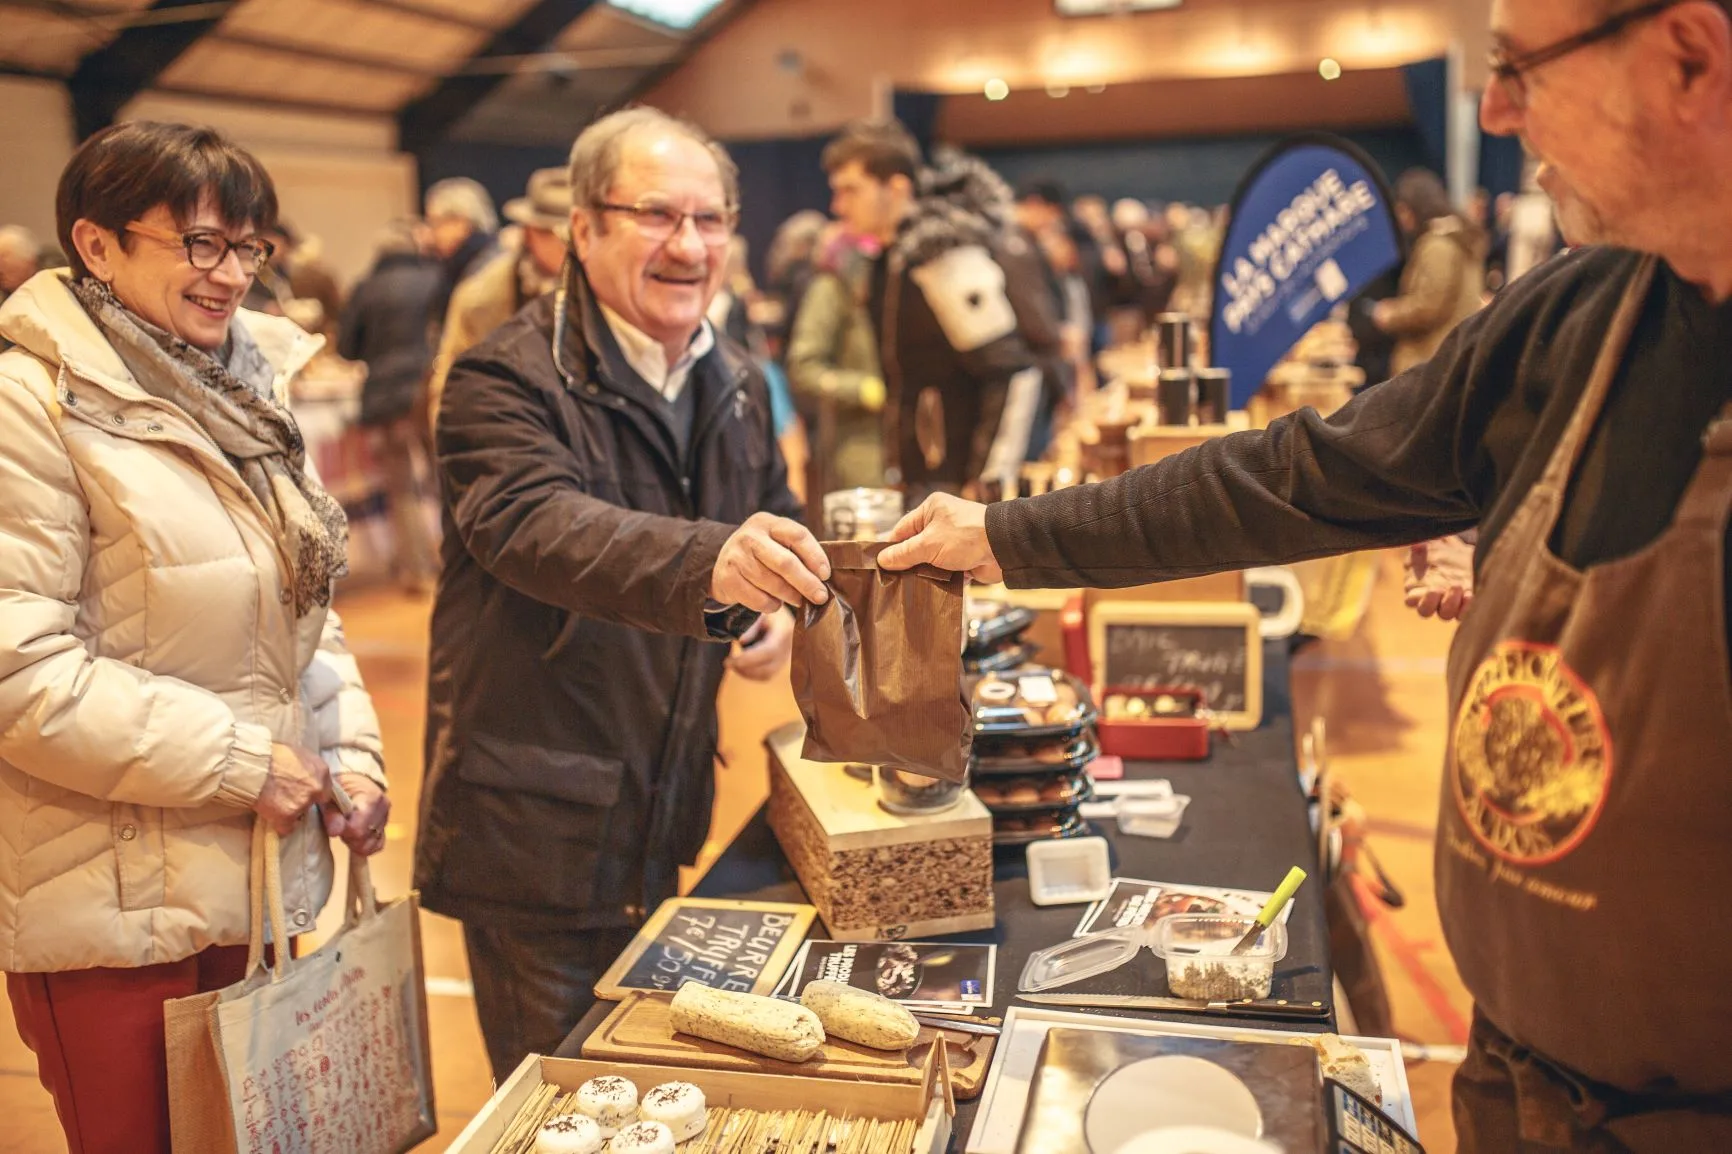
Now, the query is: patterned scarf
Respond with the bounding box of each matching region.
[72,278,349,616]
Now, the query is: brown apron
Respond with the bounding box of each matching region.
[1439,256,1732,1151]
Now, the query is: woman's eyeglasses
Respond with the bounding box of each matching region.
[1488,0,1683,110]
[594,201,736,245]
[124,221,276,273]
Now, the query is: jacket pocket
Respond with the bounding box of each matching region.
[457,732,623,808]
[113,804,165,912]
[442,734,631,913]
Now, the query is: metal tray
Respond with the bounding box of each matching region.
[965,1008,1417,1154]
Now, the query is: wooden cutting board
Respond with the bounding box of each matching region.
[580,991,996,1100]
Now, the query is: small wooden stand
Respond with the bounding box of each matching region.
[766,722,995,942]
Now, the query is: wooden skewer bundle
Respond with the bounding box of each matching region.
[490,1083,920,1154]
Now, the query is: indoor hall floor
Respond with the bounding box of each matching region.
[0,549,1469,1152]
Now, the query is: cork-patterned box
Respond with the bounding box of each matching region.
[765,722,995,942]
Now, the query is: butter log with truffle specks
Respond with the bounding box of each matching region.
[799,980,920,1050]
[668,984,826,1062]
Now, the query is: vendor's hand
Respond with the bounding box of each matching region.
[1404,535,1475,621]
[711,513,831,614]
[727,607,794,682]
[878,494,1003,583]
[256,743,333,836]
[324,773,391,857]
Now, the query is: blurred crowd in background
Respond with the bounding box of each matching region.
[0,129,1558,592]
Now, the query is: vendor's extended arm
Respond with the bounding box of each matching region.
[882,310,1493,586]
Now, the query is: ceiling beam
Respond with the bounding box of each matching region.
[0,61,71,81]
[205,30,440,78]
[397,0,600,152]
[67,0,237,139]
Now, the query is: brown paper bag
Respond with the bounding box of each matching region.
[164,818,437,1153]
[792,540,972,780]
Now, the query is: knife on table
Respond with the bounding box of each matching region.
[1016,992,1328,1020]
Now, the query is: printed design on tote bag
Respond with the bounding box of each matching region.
[1452,640,1613,866]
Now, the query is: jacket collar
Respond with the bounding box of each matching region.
[0,269,323,405]
[554,263,748,403]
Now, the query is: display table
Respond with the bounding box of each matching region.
[557,640,1331,1142]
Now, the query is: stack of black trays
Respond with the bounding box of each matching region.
[968,665,1101,846]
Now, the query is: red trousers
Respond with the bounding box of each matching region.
[7,944,255,1154]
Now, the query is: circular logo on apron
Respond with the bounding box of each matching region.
[1452,640,1613,865]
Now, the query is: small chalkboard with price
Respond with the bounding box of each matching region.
[1088,600,1263,730]
[593,897,817,1001]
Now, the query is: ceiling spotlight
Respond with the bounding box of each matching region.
[984,78,1010,101]
[1046,83,1071,98]
[1085,83,1107,94]
[1319,57,1342,80]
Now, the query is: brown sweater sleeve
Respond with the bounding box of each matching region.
[984,346,1482,588]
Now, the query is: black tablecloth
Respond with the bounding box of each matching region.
[558,641,1332,1141]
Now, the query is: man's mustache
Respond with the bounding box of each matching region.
[648,262,707,279]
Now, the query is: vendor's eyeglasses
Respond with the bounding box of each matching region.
[124,221,275,273]
[594,200,736,244]
[1488,0,1684,110]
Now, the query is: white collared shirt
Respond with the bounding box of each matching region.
[596,301,715,403]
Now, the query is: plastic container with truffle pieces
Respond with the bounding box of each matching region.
[1151,914,1288,1001]
[970,667,1098,740]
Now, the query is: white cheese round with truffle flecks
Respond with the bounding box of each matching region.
[575,1074,639,1137]
[533,1112,603,1154]
[608,1119,676,1154]
[640,1080,708,1142]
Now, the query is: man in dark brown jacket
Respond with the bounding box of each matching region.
[415,108,830,1083]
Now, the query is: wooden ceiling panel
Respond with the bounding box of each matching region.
[160,38,430,110]
[0,9,112,74]
[221,0,489,68]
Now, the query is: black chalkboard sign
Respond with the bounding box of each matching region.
[593,897,816,1000]
[1089,602,1263,729]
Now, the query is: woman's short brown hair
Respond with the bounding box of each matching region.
[56,121,278,279]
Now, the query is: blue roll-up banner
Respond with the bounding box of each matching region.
[1209,134,1403,410]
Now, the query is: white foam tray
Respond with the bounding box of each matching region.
[964,1005,1416,1154]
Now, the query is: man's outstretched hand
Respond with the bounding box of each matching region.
[877,493,1003,584]
[1404,535,1474,621]
[711,512,831,614]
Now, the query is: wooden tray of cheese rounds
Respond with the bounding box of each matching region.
[582,991,998,1099]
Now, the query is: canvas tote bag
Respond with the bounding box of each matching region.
[164,817,436,1153]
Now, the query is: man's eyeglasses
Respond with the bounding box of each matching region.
[594,201,736,244]
[1488,0,1684,109]
[124,221,275,273]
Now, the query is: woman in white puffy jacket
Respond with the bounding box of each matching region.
[0,122,389,1154]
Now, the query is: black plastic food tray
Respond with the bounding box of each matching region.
[970,730,1101,777]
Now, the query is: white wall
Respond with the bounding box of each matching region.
[0,77,76,255]
[122,92,419,289]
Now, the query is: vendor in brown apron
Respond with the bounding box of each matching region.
[1440,256,1732,1151]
